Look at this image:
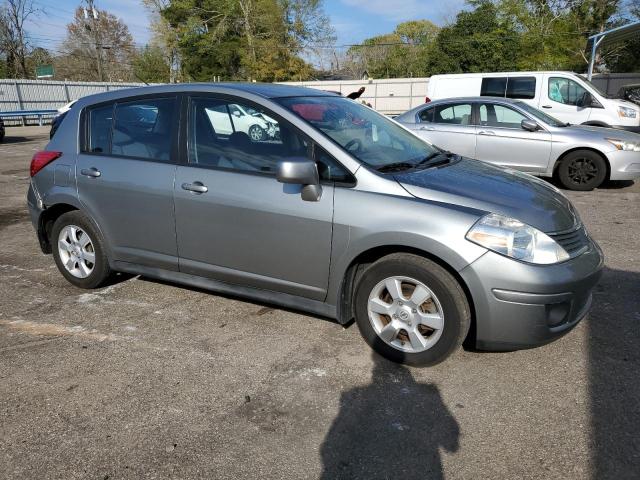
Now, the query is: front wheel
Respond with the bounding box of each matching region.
[248,124,266,142]
[557,150,607,191]
[354,254,470,366]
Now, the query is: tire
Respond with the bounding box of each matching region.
[248,124,266,142]
[557,150,607,191]
[51,210,112,289]
[353,253,470,367]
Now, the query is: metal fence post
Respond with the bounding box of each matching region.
[15,80,25,126]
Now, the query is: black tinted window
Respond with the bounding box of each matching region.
[112,98,176,161]
[481,77,507,97]
[506,77,536,99]
[87,104,113,153]
[418,107,434,122]
[189,97,311,175]
[315,146,354,184]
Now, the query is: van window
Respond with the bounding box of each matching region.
[548,77,587,106]
[433,103,473,125]
[506,77,536,99]
[481,77,507,97]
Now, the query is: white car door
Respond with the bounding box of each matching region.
[539,75,592,125]
[408,102,477,158]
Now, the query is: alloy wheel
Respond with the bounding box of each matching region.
[567,157,598,185]
[57,225,96,279]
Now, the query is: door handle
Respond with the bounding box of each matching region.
[478,130,495,136]
[181,182,208,194]
[419,126,435,131]
[80,167,101,178]
[542,105,552,109]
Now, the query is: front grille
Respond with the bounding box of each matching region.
[549,226,589,258]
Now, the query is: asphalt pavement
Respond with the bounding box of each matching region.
[1,126,638,479]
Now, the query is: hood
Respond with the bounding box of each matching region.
[563,124,640,141]
[394,158,579,233]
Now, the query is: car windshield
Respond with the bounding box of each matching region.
[276,96,441,171]
[515,101,567,127]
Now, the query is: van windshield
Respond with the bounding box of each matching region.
[515,102,568,127]
[277,96,443,172]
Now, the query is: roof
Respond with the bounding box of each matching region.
[589,21,640,47]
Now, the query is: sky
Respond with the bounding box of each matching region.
[25,0,466,52]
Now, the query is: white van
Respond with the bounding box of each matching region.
[426,71,640,133]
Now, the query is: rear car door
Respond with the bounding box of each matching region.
[76,95,179,270]
[409,102,476,158]
[174,95,343,300]
[474,101,552,173]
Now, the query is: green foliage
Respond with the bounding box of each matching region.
[160,0,332,81]
[132,45,171,83]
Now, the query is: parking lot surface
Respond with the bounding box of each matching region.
[1,127,639,479]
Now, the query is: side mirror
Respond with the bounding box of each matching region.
[232,110,242,117]
[521,119,539,132]
[577,91,592,108]
[276,157,322,202]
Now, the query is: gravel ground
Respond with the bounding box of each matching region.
[1,126,638,480]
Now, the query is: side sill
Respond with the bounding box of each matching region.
[113,261,338,320]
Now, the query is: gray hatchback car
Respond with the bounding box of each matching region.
[28,84,604,365]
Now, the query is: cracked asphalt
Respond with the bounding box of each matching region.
[1,126,639,479]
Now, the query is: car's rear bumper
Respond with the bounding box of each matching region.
[27,182,49,253]
[460,239,604,350]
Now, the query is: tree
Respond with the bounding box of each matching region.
[57,7,135,82]
[132,44,170,83]
[0,0,37,78]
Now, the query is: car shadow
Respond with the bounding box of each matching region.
[588,267,640,479]
[320,353,460,479]
[1,136,30,144]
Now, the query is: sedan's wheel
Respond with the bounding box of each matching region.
[248,124,265,142]
[558,150,607,191]
[354,253,470,366]
[51,210,112,289]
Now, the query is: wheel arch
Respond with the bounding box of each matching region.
[552,146,611,181]
[335,244,478,346]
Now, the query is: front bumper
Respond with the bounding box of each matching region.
[606,149,640,181]
[460,239,604,350]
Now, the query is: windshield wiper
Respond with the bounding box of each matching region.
[416,151,455,167]
[376,162,417,173]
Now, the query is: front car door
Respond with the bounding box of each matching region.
[76,95,179,270]
[174,95,345,300]
[540,75,593,124]
[474,101,552,173]
[409,102,477,158]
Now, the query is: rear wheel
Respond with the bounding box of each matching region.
[557,150,607,191]
[51,211,112,289]
[354,254,470,366]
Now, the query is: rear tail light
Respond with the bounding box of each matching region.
[425,96,431,103]
[30,151,62,177]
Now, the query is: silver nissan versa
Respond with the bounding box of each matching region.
[27,84,604,366]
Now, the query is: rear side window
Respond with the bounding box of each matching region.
[506,77,536,99]
[87,104,113,154]
[112,98,176,161]
[432,103,473,125]
[481,77,507,97]
[418,107,434,122]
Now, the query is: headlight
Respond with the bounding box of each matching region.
[618,106,638,118]
[466,213,570,264]
[606,138,640,152]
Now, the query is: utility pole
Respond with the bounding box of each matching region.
[83,0,104,81]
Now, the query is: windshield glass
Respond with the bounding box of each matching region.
[577,74,611,98]
[515,101,567,127]
[276,96,440,170]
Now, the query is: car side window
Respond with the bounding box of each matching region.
[86,103,114,154]
[479,103,527,129]
[418,107,434,122]
[189,97,311,175]
[433,103,472,125]
[548,77,587,106]
[315,145,355,185]
[111,98,176,161]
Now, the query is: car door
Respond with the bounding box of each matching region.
[474,101,552,173]
[173,95,336,301]
[408,102,477,158]
[540,75,593,124]
[76,95,180,271]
